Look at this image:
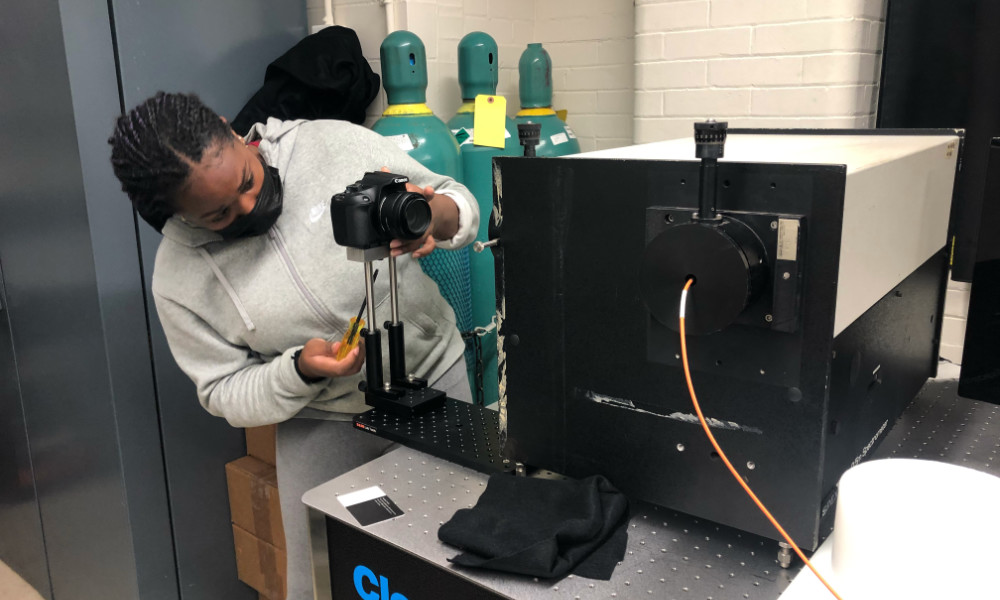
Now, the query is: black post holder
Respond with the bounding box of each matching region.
[355,256,445,418]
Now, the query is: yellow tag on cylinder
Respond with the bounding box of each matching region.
[473,94,507,149]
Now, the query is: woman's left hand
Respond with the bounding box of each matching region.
[381,167,459,259]
[389,180,438,258]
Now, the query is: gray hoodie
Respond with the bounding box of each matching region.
[151,118,478,427]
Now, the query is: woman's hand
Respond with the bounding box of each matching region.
[380,167,460,258]
[389,178,439,258]
[297,337,365,379]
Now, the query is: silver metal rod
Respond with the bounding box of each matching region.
[473,239,498,253]
[389,255,400,323]
[364,261,376,328]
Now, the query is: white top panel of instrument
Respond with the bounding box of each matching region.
[575,133,959,174]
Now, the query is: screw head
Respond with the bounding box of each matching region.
[764,314,773,322]
[782,272,791,280]
[770,221,778,230]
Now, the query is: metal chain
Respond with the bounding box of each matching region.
[461,316,498,407]
[472,333,484,406]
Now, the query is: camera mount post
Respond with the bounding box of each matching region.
[385,255,430,390]
[387,254,404,380]
[346,247,391,394]
[362,259,383,388]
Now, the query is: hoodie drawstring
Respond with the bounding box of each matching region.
[197,247,257,332]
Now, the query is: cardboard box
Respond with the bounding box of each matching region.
[226,456,284,548]
[246,424,277,466]
[232,523,286,600]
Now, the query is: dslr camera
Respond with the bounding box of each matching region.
[330,171,432,249]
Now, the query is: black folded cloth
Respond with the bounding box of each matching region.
[231,26,381,135]
[438,473,629,580]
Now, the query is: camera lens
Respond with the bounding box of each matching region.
[379,191,431,240]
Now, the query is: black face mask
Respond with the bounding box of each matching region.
[217,158,284,240]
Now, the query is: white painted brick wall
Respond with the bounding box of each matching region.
[942,280,970,364]
[634,0,887,143]
[634,0,971,363]
[526,0,634,151]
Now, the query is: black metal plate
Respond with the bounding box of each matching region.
[354,400,514,475]
[644,208,805,332]
[643,208,807,388]
[365,387,446,419]
[822,251,948,495]
[493,155,848,548]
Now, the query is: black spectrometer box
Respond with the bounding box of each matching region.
[492,129,961,549]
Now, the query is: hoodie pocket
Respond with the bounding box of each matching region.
[408,311,443,338]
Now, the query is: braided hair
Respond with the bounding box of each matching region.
[108,92,235,231]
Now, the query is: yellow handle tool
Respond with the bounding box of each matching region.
[335,316,365,360]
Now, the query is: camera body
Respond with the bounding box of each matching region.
[331,171,431,249]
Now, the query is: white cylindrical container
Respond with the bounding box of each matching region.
[830,458,1000,599]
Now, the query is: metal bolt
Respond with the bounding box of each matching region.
[677,443,686,452]
[747,461,756,470]
[473,239,498,253]
[782,272,790,280]
[770,221,778,230]
[764,314,773,322]
[777,542,793,569]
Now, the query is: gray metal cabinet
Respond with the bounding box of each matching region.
[0,1,306,598]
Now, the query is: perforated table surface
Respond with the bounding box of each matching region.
[304,374,998,599]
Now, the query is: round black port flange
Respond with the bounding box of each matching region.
[640,219,766,335]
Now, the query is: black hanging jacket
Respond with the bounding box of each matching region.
[231,26,380,134]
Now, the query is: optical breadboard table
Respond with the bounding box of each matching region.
[303,374,1000,600]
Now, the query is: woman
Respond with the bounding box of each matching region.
[108,92,477,599]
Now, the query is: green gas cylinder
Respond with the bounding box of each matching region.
[446,32,519,407]
[448,32,520,155]
[373,31,463,178]
[514,43,581,157]
[373,31,473,390]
